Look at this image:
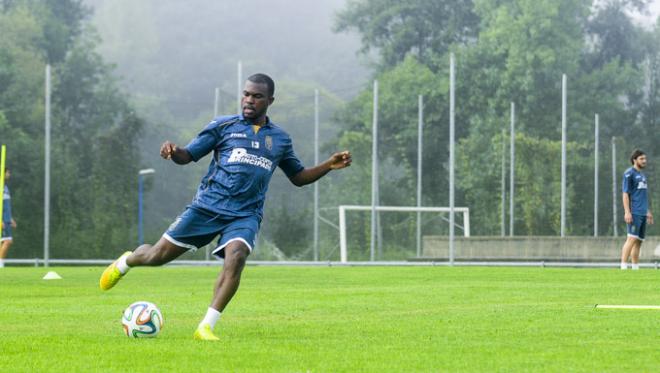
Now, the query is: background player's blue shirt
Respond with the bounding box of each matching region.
[622,167,648,215]
[3,185,11,223]
[184,114,305,218]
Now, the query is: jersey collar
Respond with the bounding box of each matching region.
[239,113,272,127]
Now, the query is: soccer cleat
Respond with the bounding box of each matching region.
[193,323,220,341]
[99,251,132,290]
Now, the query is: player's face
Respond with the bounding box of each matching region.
[634,154,647,169]
[4,169,9,180]
[241,81,273,120]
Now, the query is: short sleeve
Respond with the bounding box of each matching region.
[622,171,633,193]
[278,137,305,178]
[184,120,223,162]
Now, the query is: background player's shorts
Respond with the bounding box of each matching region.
[627,214,647,241]
[163,206,259,259]
[1,223,12,242]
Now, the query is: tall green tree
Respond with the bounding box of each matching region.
[0,0,144,258]
[334,0,657,239]
[335,0,479,70]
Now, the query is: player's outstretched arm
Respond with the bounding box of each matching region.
[289,150,351,187]
[160,141,192,165]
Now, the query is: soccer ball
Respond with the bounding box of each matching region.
[121,301,163,338]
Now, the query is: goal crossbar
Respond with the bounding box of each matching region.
[338,205,470,263]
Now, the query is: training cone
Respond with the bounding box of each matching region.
[42,271,62,280]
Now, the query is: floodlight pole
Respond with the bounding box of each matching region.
[237,60,242,114]
[138,168,155,246]
[509,102,515,236]
[611,137,618,236]
[594,114,599,236]
[0,146,5,237]
[501,129,506,237]
[561,74,567,237]
[214,87,220,117]
[44,64,51,267]
[449,53,456,266]
[370,80,378,262]
[416,94,423,257]
[313,89,320,261]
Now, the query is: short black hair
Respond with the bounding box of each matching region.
[247,73,275,97]
[630,149,645,164]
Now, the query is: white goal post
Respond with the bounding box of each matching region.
[338,205,470,263]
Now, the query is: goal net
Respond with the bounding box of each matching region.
[338,205,470,262]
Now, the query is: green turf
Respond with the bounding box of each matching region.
[0,266,658,372]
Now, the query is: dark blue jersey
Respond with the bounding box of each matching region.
[622,167,649,215]
[2,185,11,223]
[184,115,304,219]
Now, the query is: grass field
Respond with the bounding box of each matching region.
[0,265,659,372]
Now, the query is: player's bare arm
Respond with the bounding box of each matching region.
[160,141,192,165]
[622,193,632,224]
[289,150,352,187]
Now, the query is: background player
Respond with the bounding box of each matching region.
[620,149,653,270]
[0,167,17,268]
[100,73,352,340]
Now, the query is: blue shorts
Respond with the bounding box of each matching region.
[627,214,647,241]
[163,206,259,259]
[1,224,12,242]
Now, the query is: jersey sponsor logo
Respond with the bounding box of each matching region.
[230,133,247,138]
[227,148,272,170]
[638,180,647,189]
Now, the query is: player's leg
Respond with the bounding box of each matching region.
[0,224,12,267]
[195,216,258,341]
[621,215,643,270]
[100,238,188,290]
[629,216,646,270]
[127,237,188,266]
[194,240,250,341]
[620,237,635,270]
[0,239,12,268]
[630,239,642,270]
[100,207,214,290]
[211,241,250,311]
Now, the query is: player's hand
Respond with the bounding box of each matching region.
[160,141,178,160]
[10,219,16,228]
[624,211,633,224]
[328,151,352,170]
[648,212,654,225]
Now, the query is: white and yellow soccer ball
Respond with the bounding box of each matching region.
[121,301,163,338]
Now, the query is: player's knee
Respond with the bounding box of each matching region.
[225,246,248,273]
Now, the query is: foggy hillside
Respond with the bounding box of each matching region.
[87,0,369,118]
[82,0,370,251]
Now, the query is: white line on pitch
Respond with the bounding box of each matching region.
[595,304,660,310]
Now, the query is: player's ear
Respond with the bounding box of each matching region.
[268,96,275,105]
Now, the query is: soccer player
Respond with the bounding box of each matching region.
[100,73,352,340]
[620,149,653,270]
[0,167,17,268]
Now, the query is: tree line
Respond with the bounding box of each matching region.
[0,0,142,259]
[324,0,659,258]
